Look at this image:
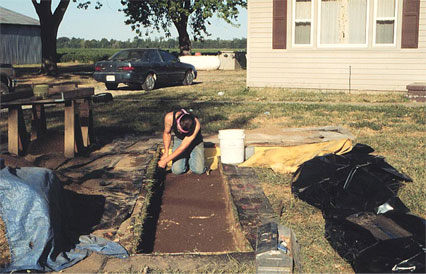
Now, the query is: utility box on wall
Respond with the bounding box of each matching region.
[218,51,246,70]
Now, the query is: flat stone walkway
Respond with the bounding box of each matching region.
[221,164,278,249]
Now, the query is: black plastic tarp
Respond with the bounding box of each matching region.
[292,144,425,273]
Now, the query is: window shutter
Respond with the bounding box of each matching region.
[401,0,420,48]
[273,0,287,49]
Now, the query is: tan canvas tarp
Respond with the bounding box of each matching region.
[239,138,353,174]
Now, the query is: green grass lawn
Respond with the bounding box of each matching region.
[1,69,424,273]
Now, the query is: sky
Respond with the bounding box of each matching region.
[1,0,247,41]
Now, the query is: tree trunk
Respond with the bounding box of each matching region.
[40,24,59,75]
[174,20,191,55]
[32,0,70,75]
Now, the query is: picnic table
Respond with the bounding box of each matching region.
[1,84,95,158]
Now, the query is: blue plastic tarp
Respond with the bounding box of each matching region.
[0,159,128,272]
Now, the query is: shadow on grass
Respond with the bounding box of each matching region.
[107,81,203,92]
[93,96,257,136]
[0,89,259,152]
[15,64,95,77]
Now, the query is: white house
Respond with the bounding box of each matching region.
[247,0,426,91]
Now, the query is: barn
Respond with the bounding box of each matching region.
[0,6,41,64]
[247,0,426,91]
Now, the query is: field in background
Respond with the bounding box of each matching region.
[56,48,246,63]
[0,67,424,273]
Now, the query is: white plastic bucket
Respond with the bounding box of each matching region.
[218,129,245,164]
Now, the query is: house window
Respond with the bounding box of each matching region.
[374,0,397,45]
[293,0,313,45]
[319,0,369,46]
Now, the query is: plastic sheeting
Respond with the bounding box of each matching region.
[0,159,128,272]
[291,144,425,273]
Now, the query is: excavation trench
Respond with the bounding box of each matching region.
[138,168,249,254]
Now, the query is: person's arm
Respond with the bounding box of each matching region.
[160,112,173,162]
[158,117,201,168]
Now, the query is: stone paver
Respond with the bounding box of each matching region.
[221,164,278,249]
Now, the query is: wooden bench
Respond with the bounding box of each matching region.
[1,85,94,158]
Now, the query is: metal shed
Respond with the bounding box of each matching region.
[0,6,41,64]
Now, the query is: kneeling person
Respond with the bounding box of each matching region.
[158,109,205,174]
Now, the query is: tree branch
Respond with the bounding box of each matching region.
[31,0,42,17]
[184,0,193,14]
[53,0,71,27]
[31,0,39,9]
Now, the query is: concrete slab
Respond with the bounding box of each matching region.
[204,126,354,146]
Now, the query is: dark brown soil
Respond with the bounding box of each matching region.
[152,170,237,253]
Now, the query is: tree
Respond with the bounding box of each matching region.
[100,38,110,48]
[57,37,70,48]
[31,0,101,75]
[31,0,70,74]
[120,0,247,55]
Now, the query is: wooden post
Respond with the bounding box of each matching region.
[8,106,29,155]
[65,99,85,158]
[8,107,20,155]
[64,100,75,158]
[31,104,47,140]
[79,99,92,147]
[74,108,84,155]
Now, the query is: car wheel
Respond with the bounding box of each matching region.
[105,83,118,90]
[182,70,194,85]
[128,83,142,90]
[142,73,156,91]
[0,82,10,95]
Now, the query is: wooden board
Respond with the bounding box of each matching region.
[0,88,34,103]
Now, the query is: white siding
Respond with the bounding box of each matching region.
[420,2,426,47]
[247,0,426,91]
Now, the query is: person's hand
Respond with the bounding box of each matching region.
[160,153,168,161]
[158,159,167,168]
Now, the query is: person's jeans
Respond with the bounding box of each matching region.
[171,137,205,174]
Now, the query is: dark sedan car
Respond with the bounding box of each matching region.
[93,48,197,91]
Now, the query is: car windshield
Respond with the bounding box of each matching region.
[108,50,160,62]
